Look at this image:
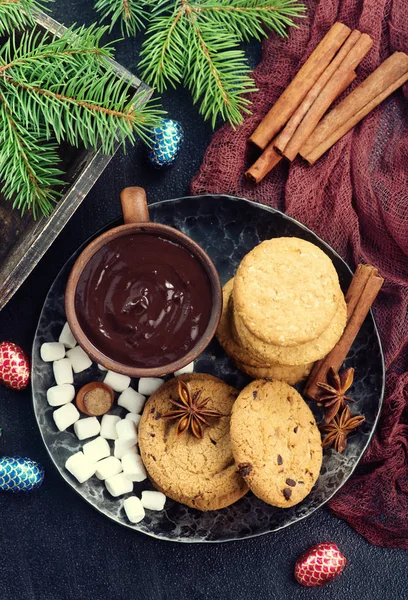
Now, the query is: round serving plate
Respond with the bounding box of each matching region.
[32,194,385,543]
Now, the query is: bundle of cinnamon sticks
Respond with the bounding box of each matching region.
[246,22,408,183]
[304,264,384,400]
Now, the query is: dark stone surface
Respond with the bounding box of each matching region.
[0,1,406,598]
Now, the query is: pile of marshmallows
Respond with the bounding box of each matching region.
[41,322,193,524]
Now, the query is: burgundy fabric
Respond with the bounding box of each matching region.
[191,0,408,548]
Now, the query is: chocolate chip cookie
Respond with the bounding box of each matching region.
[230,380,322,508]
[138,373,248,511]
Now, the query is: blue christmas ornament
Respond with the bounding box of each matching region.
[0,456,45,493]
[148,118,184,168]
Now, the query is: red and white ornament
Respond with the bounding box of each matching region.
[294,542,347,587]
[0,342,30,391]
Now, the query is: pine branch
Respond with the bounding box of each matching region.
[0,93,63,218]
[0,25,163,217]
[137,0,304,127]
[0,0,50,35]
[196,0,306,41]
[0,26,163,145]
[184,19,256,127]
[94,0,149,36]
[138,5,188,91]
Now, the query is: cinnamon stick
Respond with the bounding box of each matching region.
[300,51,408,163]
[249,23,352,150]
[344,264,378,319]
[245,138,282,183]
[304,265,384,400]
[280,33,373,161]
[274,30,362,156]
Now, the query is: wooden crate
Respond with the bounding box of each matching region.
[0,11,151,310]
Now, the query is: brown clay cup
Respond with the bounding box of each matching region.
[65,187,222,377]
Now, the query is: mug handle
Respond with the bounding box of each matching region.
[120,187,150,224]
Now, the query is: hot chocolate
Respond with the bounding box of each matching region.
[75,233,213,368]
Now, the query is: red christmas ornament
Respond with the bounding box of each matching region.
[294,542,347,587]
[0,342,30,391]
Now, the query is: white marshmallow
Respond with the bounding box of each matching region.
[125,413,141,427]
[124,496,145,524]
[58,322,77,349]
[104,371,131,393]
[95,456,122,480]
[65,451,96,483]
[116,419,138,446]
[121,453,147,482]
[73,417,101,441]
[53,358,73,385]
[98,364,107,371]
[174,361,194,376]
[105,472,133,497]
[40,342,65,362]
[83,436,111,463]
[53,402,80,431]
[66,346,92,374]
[117,387,146,413]
[141,490,166,511]
[138,377,164,396]
[47,384,75,407]
[114,440,137,459]
[100,414,121,440]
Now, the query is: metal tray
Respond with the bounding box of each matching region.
[32,194,384,543]
[0,11,150,311]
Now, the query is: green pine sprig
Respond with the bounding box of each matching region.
[0,0,49,35]
[0,22,163,217]
[94,0,148,36]
[96,0,305,127]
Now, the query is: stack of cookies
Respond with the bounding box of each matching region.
[217,237,347,385]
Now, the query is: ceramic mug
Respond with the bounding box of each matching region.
[65,187,222,377]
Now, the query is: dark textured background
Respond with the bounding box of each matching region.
[0,2,406,599]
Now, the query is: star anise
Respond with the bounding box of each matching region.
[316,367,355,423]
[162,379,224,439]
[320,405,365,453]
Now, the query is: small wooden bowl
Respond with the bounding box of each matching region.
[76,382,114,416]
[65,187,222,378]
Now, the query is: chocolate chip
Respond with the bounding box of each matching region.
[298,481,305,485]
[283,488,292,500]
[309,421,314,425]
[252,391,258,399]
[154,411,162,420]
[210,438,217,445]
[150,407,155,414]
[238,463,252,477]
[277,455,283,465]
[287,396,292,403]
[149,433,156,437]
[286,478,296,487]
[294,426,298,433]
